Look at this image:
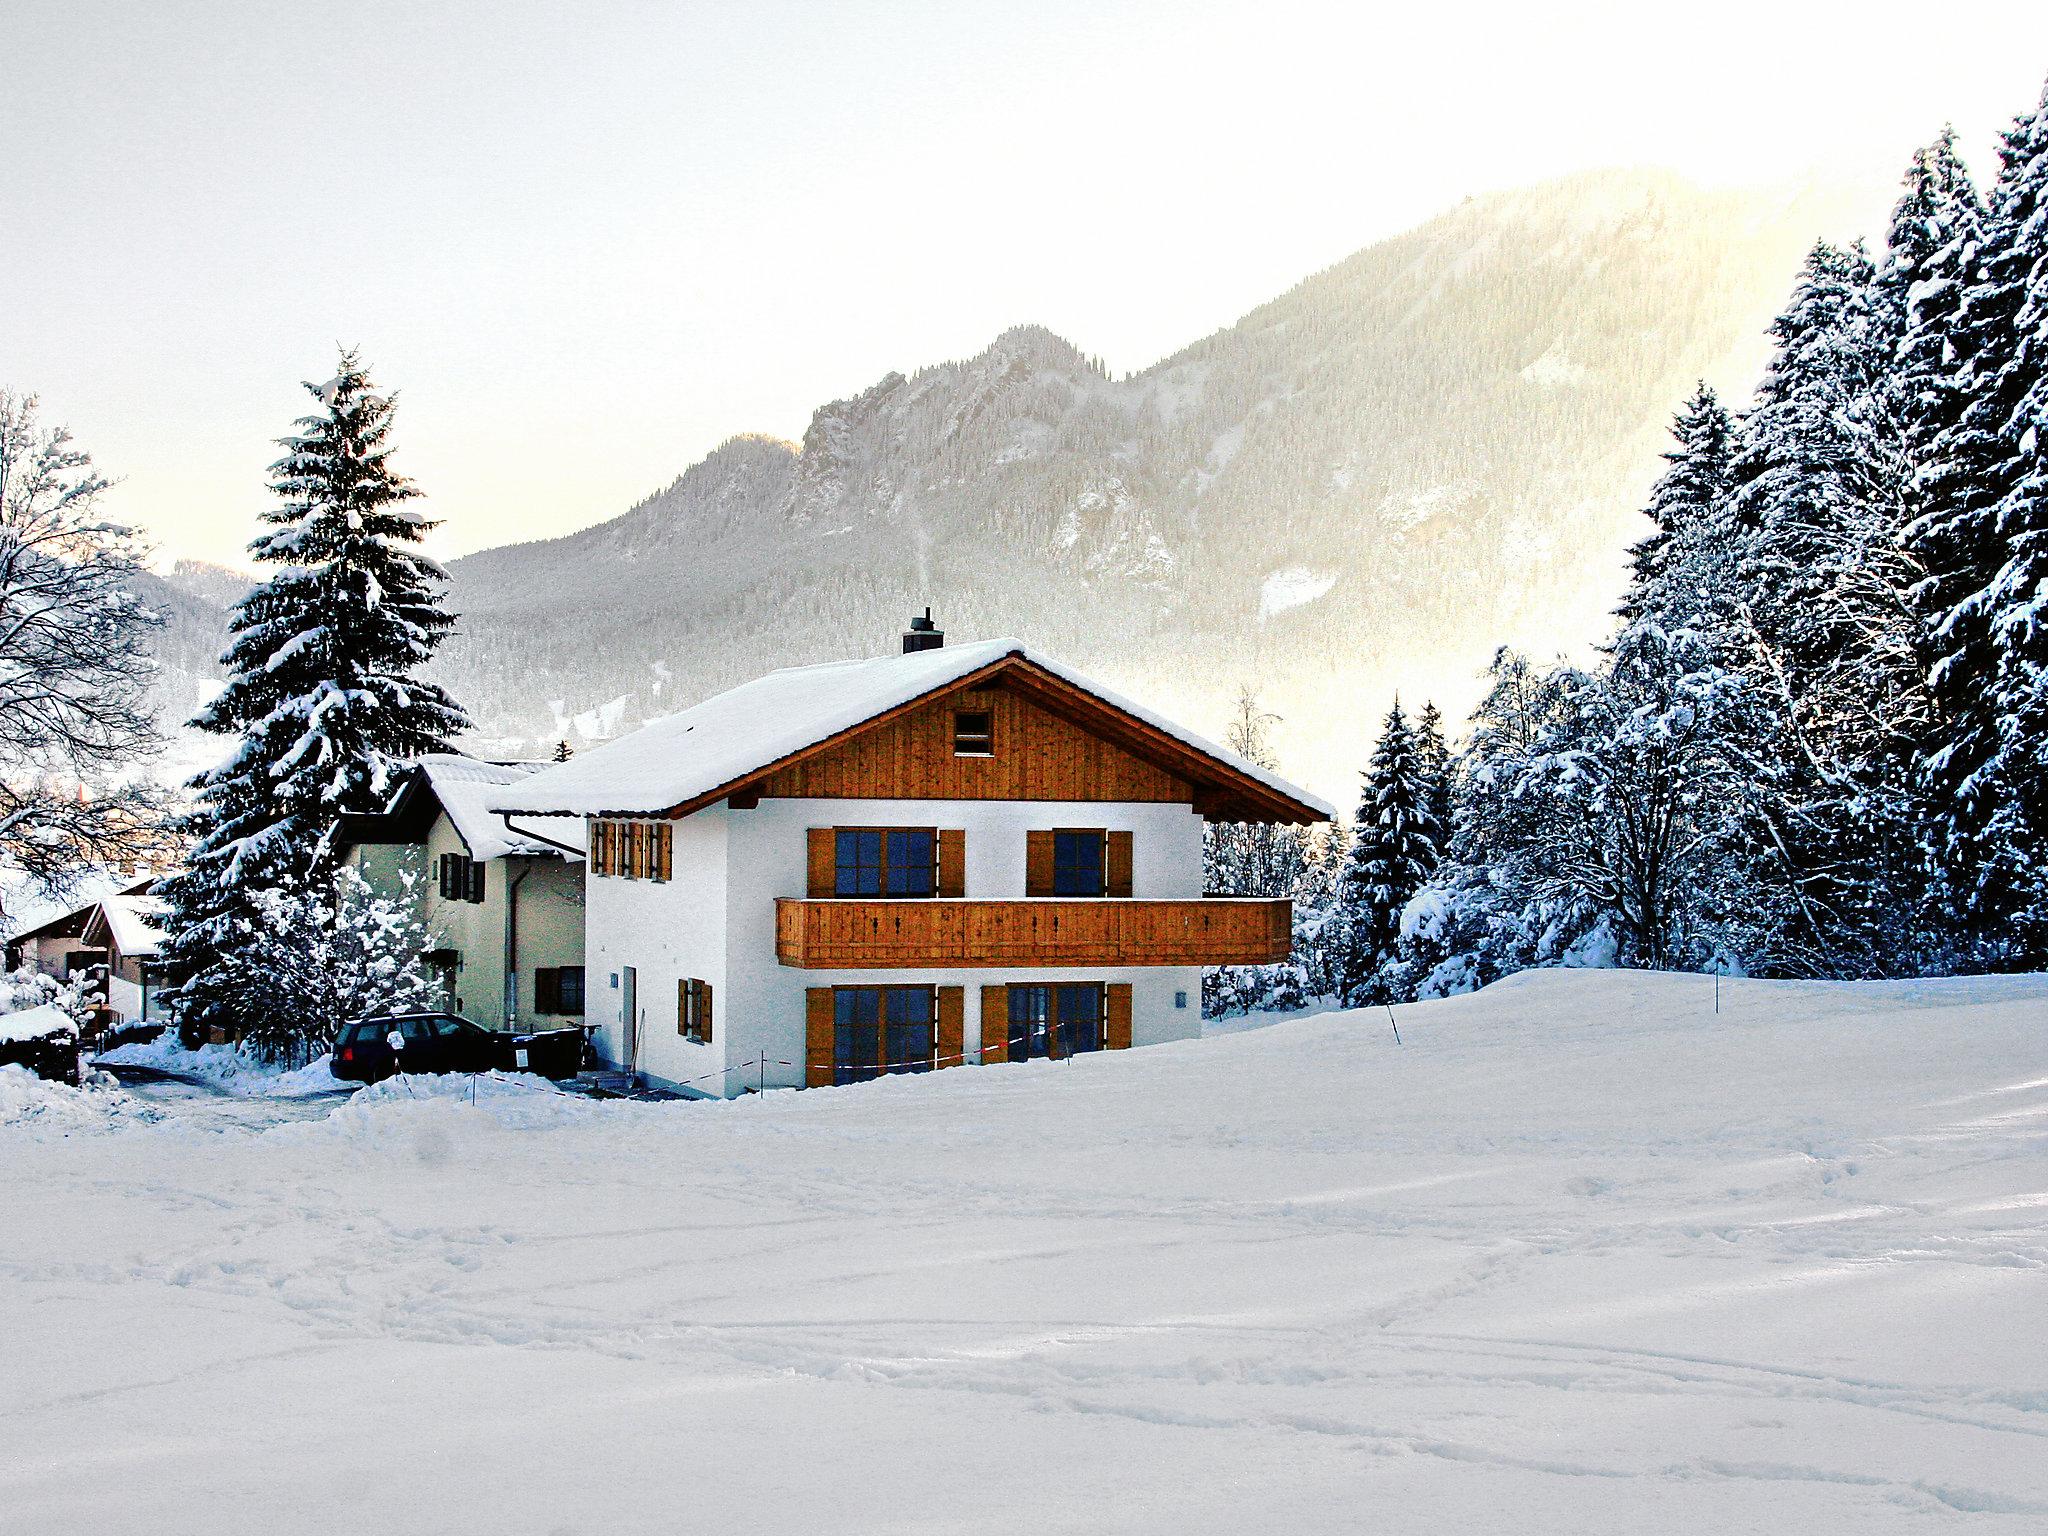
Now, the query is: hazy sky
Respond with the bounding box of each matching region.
[5,1,2046,569]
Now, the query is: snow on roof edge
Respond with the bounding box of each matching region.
[489,639,1334,822]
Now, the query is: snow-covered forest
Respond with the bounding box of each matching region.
[1209,90,2048,1005]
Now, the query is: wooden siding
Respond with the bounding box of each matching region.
[751,685,1193,804]
[774,897,1293,969]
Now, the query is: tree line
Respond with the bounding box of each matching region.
[1208,79,2048,1008]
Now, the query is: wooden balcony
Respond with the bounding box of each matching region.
[773,897,1293,970]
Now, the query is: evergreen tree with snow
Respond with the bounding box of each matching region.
[1415,700,1454,852]
[1718,240,1946,973]
[1905,79,2048,959]
[1335,701,1441,1002]
[156,351,469,1039]
[1620,383,1735,626]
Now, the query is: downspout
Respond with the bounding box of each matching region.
[504,863,530,1031]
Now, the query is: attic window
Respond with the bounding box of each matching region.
[953,710,994,756]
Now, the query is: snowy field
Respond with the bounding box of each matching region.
[4,971,2045,1534]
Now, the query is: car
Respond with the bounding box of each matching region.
[330,1011,585,1083]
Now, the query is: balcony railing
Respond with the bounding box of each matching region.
[773,897,1293,970]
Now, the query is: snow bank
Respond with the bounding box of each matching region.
[94,1037,343,1098]
[0,1062,155,1134]
[0,1002,78,1044]
[9,969,2048,1532]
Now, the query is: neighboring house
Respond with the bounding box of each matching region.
[79,892,169,1024]
[5,875,154,984]
[491,618,1331,1096]
[335,755,586,1032]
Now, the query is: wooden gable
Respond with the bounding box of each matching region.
[752,682,1193,805]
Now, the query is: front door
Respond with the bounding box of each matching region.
[620,965,638,1073]
[1007,984,1105,1061]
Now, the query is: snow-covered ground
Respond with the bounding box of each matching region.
[93,1034,343,1098]
[4,970,2044,1533]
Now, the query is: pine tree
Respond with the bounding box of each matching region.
[1336,701,1441,1001]
[1621,383,1735,626]
[1905,79,2048,956]
[1415,700,1454,852]
[551,739,575,763]
[1720,240,1944,972]
[156,351,470,1038]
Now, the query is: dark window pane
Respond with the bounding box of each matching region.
[1053,831,1105,896]
[953,711,993,754]
[1008,985,1050,1060]
[886,830,935,895]
[558,968,584,1012]
[835,830,885,896]
[1057,985,1103,1055]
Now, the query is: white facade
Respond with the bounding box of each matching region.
[584,797,1207,1096]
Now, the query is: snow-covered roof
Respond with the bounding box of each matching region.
[5,873,153,946]
[490,638,1334,822]
[413,756,585,863]
[85,894,169,958]
[0,1003,77,1045]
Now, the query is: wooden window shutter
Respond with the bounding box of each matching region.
[655,823,673,882]
[805,988,835,1087]
[1025,831,1055,897]
[806,828,836,898]
[1106,831,1133,898]
[468,860,486,904]
[677,978,689,1037]
[979,985,1008,1064]
[536,968,558,1014]
[633,823,649,880]
[593,822,609,876]
[1106,983,1133,1050]
[936,985,963,1068]
[937,829,965,898]
[701,981,712,1043]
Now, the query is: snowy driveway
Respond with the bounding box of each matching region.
[3,971,2045,1534]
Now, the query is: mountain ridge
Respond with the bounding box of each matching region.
[153,166,1882,799]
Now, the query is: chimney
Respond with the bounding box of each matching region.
[902,608,944,654]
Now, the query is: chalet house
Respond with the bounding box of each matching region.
[490,618,1330,1095]
[335,755,586,1031]
[5,876,154,982]
[79,892,169,1025]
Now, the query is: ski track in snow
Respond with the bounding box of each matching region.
[2,969,2045,1533]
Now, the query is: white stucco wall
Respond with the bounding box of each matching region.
[586,798,1208,1097]
[584,810,730,1091]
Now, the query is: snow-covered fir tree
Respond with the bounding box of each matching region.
[1415,700,1454,854]
[229,867,436,1063]
[1621,383,1735,627]
[156,352,469,1040]
[1334,701,1441,1002]
[1905,80,2048,959]
[1719,239,1947,973]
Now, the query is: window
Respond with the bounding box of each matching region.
[1052,830,1106,896]
[1007,984,1104,1060]
[535,966,585,1015]
[953,709,994,756]
[678,977,713,1043]
[592,820,671,881]
[833,986,934,1083]
[834,828,936,897]
[438,852,485,903]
